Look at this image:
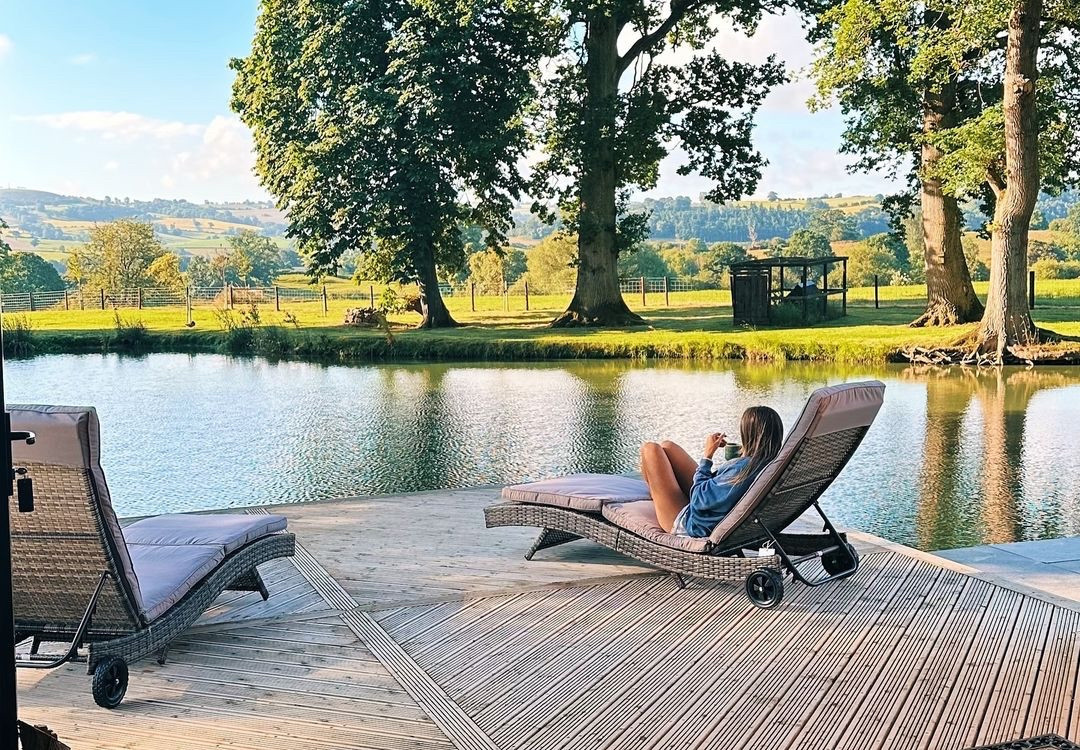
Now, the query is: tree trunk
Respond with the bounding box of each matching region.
[972,0,1042,356]
[911,85,983,327]
[551,11,644,328]
[415,245,457,329]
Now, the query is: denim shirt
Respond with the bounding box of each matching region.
[683,456,756,538]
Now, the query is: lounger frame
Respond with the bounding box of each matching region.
[10,453,295,706]
[15,532,295,673]
[484,500,855,588]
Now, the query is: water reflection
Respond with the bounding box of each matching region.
[6,353,1080,550]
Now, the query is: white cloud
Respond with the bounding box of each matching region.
[169,115,256,181]
[15,110,203,141]
[69,53,97,66]
[104,160,119,171]
[0,34,12,61]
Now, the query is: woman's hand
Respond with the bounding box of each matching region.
[704,432,727,460]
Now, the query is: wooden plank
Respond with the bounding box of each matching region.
[341,609,499,750]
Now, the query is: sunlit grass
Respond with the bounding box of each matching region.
[9,279,1080,363]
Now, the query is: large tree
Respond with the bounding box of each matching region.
[919,0,1079,357]
[72,219,166,290]
[809,0,985,327]
[232,0,552,328]
[531,1,787,327]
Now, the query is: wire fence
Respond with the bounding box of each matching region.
[0,276,704,315]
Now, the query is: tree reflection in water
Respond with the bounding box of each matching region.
[913,366,1080,549]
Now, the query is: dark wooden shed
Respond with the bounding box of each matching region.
[730,255,848,325]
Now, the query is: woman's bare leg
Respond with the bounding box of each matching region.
[640,442,689,532]
[660,441,698,497]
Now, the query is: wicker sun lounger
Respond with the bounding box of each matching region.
[9,405,296,708]
[485,381,885,609]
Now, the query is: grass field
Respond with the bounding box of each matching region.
[6,278,1080,364]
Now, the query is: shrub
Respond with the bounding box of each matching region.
[1032,259,1080,280]
[2,315,37,358]
[107,312,150,351]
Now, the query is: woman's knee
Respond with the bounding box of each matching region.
[659,440,679,452]
[641,441,662,460]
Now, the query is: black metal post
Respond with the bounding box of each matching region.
[0,325,21,748]
[842,259,848,316]
[822,264,829,316]
[801,265,808,322]
[1029,270,1036,309]
[874,275,879,309]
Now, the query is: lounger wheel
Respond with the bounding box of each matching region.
[821,542,860,577]
[745,568,784,609]
[92,656,129,708]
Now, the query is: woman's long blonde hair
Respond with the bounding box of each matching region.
[728,406,784,485]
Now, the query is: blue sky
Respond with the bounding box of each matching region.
[0,3,897,203]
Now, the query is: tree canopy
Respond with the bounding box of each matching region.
[530,0,788,326]
[71,219,166,290]
[232,0,552,327]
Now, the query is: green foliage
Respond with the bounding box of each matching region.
[807,209,859,241]
[703,242,751,286]
[0,251,65,293]
[468,248,527,294]
[1030,210,1048,230]
[186,256,218,287]
[231,0,550,315]
[846,233,906,286]
[529,2,787,248]
[641,198,889,242]
[227,231,285,285]
[1032,259,1080,280]
[75,219,166,290]
[617,245,670,279]
[1,315,36,358]
[106,313,150,351]
[962,235,990,281]
[785,230,833,259]
[659,245,703,278]
[147,253,186,291]
[523,232,577,293]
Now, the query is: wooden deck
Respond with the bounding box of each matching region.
[15,487,1080,749]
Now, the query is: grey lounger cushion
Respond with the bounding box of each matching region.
[601,501,711,553]
[502,473,650,513]
[125,513,288,555]
[128,543,225,622]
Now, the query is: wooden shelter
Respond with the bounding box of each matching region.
[730,255,848,325]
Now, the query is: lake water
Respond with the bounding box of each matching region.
[7,353,1080,551]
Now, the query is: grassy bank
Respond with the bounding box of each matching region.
[7,292,1080,364]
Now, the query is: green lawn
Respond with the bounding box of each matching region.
[8,280,1080,363]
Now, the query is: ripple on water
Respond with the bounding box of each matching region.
[7,353,1080,550]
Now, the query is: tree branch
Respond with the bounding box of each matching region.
[617,0,700,76]
[986,168,1006,198]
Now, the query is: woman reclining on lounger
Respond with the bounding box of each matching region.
[640,406,784,537]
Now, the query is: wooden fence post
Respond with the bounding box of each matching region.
[369,285,375,310]
[274,285,280,312]
[228,284,234,309]
[470,282,476,312]
[664,276,670,306]
[64,290,69,311]
[874,275,879,309]
[640,276,646,307]
[1029,270,1036,309]
[186,287,193,325]
[138,288,144,310]
[100,288,105,310]
[322,284,328,314]
[524,280,530,311]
